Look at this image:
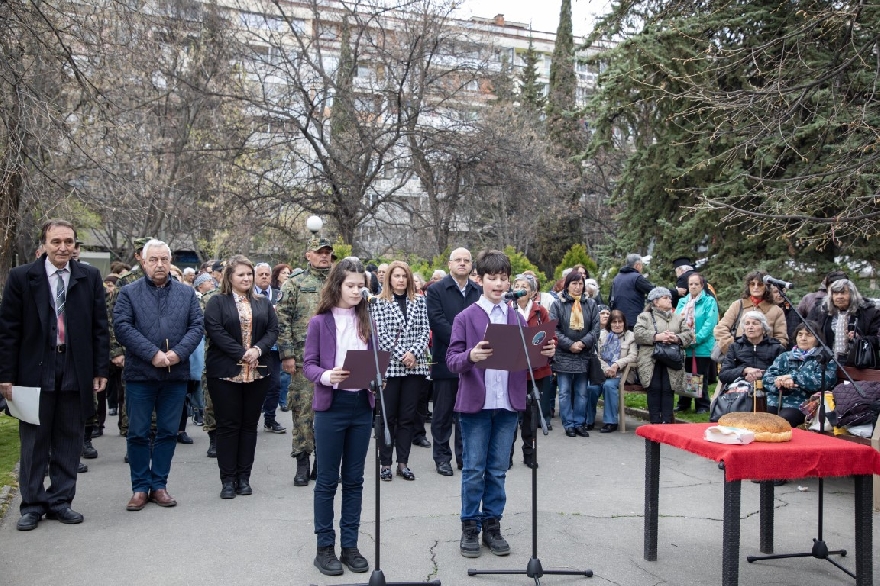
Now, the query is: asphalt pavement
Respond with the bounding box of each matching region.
[0,409,877,586]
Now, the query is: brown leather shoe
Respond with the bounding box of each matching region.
[148,488,177,508]
[126,492,148,511]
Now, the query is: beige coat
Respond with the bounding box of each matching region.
[598,329,637,379]
[713,298,788,353]
[633,307,695,392]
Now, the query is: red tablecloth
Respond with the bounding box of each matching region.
[636,423,880,481]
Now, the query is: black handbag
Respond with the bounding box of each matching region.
[588,354,605,385]
[709,379,755,422]
[847,335,877,370]
[650,313,683,371]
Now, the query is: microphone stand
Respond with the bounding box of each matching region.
[745,286,857,580]
[340,311,439,586]
[468,298,592,585]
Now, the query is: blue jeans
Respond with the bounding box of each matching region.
[126,380,188,492]
[601,377,620,424]
[459,409,519,524]
[585,384,601,426]
[556,372,587,430]
[278,371,290,409]
[313,390,372,548]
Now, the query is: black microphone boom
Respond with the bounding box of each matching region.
[763,275,794,289]
[503,289,528,301]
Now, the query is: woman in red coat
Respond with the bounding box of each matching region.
[509,273,554,469]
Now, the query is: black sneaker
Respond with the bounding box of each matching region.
[482,518,510,556]
[340,547,369,573]
[460,520,481,558]
[264,420,287,434]
[82,440,98,459]
[314,546,343,576]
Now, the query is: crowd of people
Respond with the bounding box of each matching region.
[3,218,879,575]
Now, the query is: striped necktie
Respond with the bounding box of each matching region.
[55,269,66,345]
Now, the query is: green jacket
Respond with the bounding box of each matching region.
[276,264,329,360]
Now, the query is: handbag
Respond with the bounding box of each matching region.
[710,299,744,363]
[677,355,703,399]
[588,354,605,385]
[709,378,756,422]
[650,313,683,371]
[847,334,877,370]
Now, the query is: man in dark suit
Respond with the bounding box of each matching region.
[426,247,481,477]
[0,219,109,531]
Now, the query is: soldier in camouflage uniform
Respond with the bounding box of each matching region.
[278,237,333,486]
[195,272,220,457]
[107,238,151,439]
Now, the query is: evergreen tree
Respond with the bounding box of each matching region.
[518,37,545,110]
[584,0,880,301]
[545,0,579,151]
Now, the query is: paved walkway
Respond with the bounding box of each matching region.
[0,411,877,585]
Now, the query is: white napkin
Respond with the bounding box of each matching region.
[704,425,755,445]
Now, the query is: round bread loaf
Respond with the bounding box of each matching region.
[717,412,792,442]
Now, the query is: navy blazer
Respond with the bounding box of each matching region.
[204,293,278,379]
[0,256,109,417]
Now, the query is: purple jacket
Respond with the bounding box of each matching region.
[446,302,528,414]
[302,312,377,412]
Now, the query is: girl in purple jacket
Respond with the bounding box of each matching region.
[302,258,374,577]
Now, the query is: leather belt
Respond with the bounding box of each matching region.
[56,344,67,353]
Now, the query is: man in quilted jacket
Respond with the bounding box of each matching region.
[113,239,203,511]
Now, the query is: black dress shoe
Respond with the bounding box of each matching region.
[91,427,103,438]
[586,423,595,432]
[565,428,576,437]
[599,424,618,433]
[177,432,193,444]
[575,426,590,437]
[695,408,710,414]
[412,436,431,448]
[46,508,84,524]
[457,461,463,470]
[17,512,41,531]
[436,462,454,476]
[524,460,539,469]
[77,462,88,473]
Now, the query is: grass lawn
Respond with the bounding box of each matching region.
[0,413,21,516]
[622,383,716,424]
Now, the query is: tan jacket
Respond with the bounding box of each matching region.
[713,298,788,353]
[633,308,695,392]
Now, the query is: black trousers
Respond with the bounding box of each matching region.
[411,378,432,442]
[647,366,674,424]
[430,378,462,466]
[208,377,270,483]
[19,383,83,516]
[261,349,282,422]
[378,374,424,466]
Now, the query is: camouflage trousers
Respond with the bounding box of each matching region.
[202,369,216,433]
[287,370,314,456]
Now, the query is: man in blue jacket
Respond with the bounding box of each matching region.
[113,239,203,511]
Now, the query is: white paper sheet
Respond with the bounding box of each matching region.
[7,386,41,425]
[704,425,755,445]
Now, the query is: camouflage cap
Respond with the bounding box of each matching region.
[133,237,154,253]
[307,237,334,252]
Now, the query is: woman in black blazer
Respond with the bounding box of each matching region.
[204,255,278,499]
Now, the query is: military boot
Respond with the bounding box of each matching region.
[206,430,217,458]
[294,452,310,486]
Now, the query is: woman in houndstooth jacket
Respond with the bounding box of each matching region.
[370,261,431,482]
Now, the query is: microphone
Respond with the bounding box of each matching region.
[763,275,793,289]
[503,289,529,301]
[360,287,372,301]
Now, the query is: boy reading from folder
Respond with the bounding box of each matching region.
[446,249,556,558]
